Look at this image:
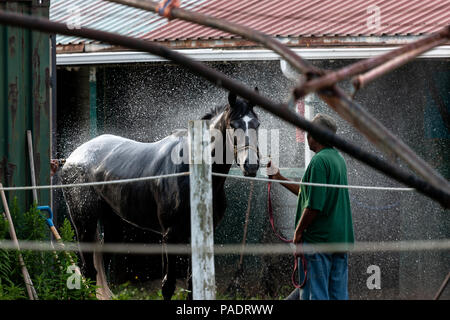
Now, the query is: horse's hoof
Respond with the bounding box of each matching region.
[162,276,176,300]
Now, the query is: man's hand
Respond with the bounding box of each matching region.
[293,229,303,244]
[266,161,280,178]
[294,208,319,244]
[267,161,300,196]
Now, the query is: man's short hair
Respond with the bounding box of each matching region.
[312,113,337,134]
[310,113,337,146]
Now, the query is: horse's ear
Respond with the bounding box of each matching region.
[228,91,237,107]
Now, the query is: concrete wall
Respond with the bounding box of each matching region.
[56,58,449,299]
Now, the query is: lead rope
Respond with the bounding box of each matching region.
[267,181,307,289]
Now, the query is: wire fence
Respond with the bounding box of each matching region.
[0,171,190,191]
[1,169,447,256]
[0,170,416,192]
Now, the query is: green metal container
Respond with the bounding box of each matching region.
[0,0,50,213]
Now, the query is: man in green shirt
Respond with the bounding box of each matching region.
[267,113,354,300]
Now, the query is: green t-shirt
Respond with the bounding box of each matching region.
[295,148,354,245]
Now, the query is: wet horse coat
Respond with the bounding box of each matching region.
[61,91,260,300]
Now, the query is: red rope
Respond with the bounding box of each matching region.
[156,0,180,19]
[267,181,307,289]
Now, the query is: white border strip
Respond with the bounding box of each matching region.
[57,46,450,65]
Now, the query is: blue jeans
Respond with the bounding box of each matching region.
[298,249,349,300]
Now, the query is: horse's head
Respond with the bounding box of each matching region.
[226,88,260,177]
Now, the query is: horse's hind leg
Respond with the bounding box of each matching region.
[63,183,102,282]
[162,227,177,300]
[93,221,113,300]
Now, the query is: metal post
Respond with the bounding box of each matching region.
[89,67,98,138]
[26,130,38,204]
[188,120,216,300]
[304,95,314,168]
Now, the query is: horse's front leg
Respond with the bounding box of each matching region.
[162,228,177,300]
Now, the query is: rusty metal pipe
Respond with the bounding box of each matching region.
[104,0,322,76]
[317,85,450,192]
[294,25,450,98]
[352,37,448,91]
[105,0,450,201]
[0,10,448,208]
[434,271,450,300]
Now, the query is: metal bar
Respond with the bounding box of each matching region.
[434,271,450,300]
[0,10,448,208]
[0,183,38,300]
[105,0,321,76]
[352,38,448,91]
[89,67,97,138]
[317,85,450,192]
[50,33,57,225]
[293,26,450,98]
[189,120,216,300]
[26,130,38,204]
[104,0,450,202]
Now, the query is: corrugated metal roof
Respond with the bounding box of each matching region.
[51,0,450,45]
[143,0,450,41]
[50,0,207,44]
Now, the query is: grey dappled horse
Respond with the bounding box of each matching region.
[61,90,261,300]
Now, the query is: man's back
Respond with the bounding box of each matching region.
[296,147,354,244]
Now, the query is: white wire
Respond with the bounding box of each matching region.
[0,172,190,191]
[0,170,416,192]
[0,171,416,192]
[212,172,415,191]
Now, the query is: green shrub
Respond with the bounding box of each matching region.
[0,198,97,300]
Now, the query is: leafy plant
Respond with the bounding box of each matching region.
[0,198,97,300]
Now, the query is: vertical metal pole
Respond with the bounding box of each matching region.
[50,33,57,224]
[188,120,216,300]
[304,94,314,168]
[26,130,38,204]
[89,67,97,138]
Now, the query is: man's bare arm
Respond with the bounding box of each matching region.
[269,171,300,196]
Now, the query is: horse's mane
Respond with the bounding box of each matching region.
[201,100,258,121]
[201,105,228,120]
